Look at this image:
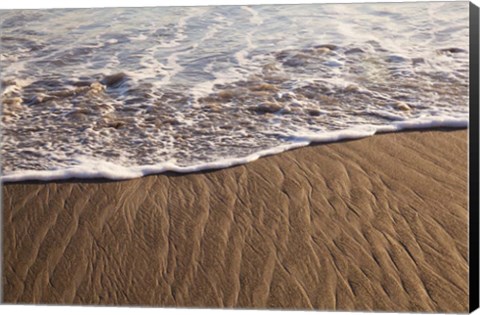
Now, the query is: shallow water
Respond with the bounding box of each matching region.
[0,2,469,181]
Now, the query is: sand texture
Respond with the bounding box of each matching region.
[2,129,469,312]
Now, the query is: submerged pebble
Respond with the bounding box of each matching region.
[250,102,283,114]
[386,55,407,63]
[438,47,467,54]
[307,108,322,116]
[394,101,412,111]
[344,84,360,92]
[314,47,331,54]
[283,58,305,67]
[249,83,278,92]
[3,97,23,107]
[101,72,129,88]
[412,57,425,65]
[90,82,105,92]
[314,44,338,50]
[345,48,365,54]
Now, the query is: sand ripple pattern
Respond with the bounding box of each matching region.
[2,130,468,311]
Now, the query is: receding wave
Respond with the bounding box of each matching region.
[0,2,469,182]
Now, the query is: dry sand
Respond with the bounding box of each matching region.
[2,129,469,312]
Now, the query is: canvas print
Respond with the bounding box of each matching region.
[1,0,477,312]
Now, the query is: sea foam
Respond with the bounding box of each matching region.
[0,2,469,182]
[1,115,467,183]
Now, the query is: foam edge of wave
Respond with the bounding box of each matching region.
[1,116,468,183]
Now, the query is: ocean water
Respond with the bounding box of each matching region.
[0,2,469,182]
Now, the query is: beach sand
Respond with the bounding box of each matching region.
[2,129,469,312]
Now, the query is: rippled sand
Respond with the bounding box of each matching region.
[2,129,468,312]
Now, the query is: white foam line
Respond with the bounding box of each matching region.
[192,9,262,99]
[1,115,468,183]
[235,6,262,66]
[234,34,255,66]
[160,53,183,84]
[241,5,263,26]
[161,14,229,85]
[194,15,230,48]
[159,11,230,87]
[156,12,191,48]
[191,64,247,102]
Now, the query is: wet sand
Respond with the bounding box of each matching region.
[2,129,469,312]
